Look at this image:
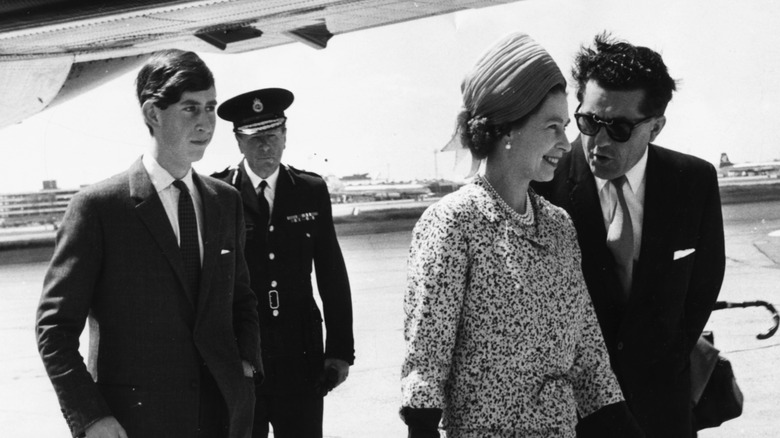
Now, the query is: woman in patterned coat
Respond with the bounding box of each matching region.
[400,32,643,438]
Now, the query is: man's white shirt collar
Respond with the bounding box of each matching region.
[243,160,280,194]
[142,153,196,193]
[594,145,649,194]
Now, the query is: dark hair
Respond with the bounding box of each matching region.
[459,84,566,159]
[572,32,677,117]
[135,49,214,134]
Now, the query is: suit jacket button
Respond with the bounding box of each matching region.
[268,252,275,260]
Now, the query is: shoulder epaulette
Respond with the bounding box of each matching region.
[211,166,241,187]
[287,165,322,179]
[211,166,232,179]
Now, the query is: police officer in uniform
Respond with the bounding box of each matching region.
[213,88,354,438]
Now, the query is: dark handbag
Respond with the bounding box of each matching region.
[690,332,744,430]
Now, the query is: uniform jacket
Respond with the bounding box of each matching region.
[214,164,354,395]
[401,179,624,437]
[533,142,725,437]
[36,158,261,438]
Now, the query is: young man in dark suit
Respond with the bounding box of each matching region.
[213,88,354,438]
[533,34,725,437]
[36,50,261,438]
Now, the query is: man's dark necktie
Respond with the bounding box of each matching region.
[258,180,270,230]
[606,175,634,297]
[173,179,200,303]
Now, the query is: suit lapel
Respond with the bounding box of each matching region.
[129,158,194,308]
[237,165,263,217]
[632,145,679,300]
[271,165,294,225]
[567,143,607,245]
[193,173,222,318]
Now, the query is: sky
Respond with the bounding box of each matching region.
[1,0,779,193]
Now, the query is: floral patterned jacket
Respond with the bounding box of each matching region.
[401,179,623,437]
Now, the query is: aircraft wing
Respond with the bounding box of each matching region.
[0,0,521,129]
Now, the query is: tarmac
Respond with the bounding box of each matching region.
[0,200,778,437]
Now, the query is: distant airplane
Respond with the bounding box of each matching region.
[718,153,780,177]
[332,184,433,203]
[326,175,433,203]
[0,0,521,129]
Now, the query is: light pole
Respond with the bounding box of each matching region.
[433,148,439,180]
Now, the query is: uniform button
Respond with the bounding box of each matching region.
[271,280,277,287]
[269,225,274,232]
[617,342,624,351]
[269,252,275,260]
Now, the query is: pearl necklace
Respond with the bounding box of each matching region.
[479,175,535,226]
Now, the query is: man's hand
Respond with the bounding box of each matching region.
[242,360,255,378]
[324,358,350,388]
[85,416,127,438]
[315,358,350,397]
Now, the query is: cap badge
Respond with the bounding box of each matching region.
[252,98,264,113]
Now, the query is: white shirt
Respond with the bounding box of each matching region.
[142,154,204,263]
[594,147,648,261]
[243,160,280,215]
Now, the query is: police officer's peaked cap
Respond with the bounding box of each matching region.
[217,88,294,135]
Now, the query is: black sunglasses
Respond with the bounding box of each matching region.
[574,106,656,142]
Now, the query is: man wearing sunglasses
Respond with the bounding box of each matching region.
[534,33,725,437]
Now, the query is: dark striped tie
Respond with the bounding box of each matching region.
[173,179,200,303]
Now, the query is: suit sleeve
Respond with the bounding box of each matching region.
[35,192,112,437]
[683,163,725,354]
[312,182,355,364]
[230,189,262,371]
